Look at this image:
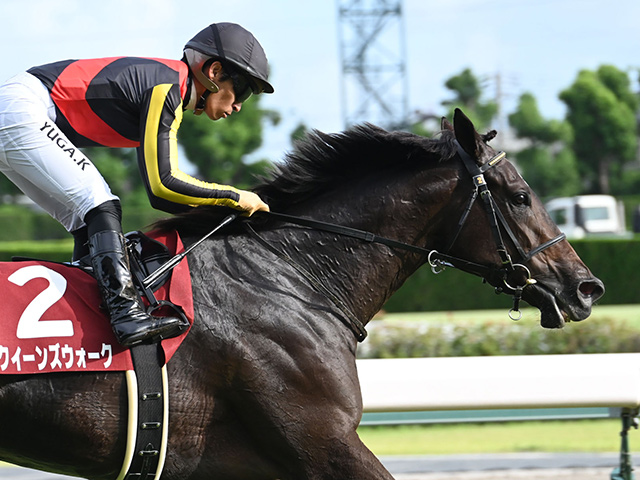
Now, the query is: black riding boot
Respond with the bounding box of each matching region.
[88,230,189,347]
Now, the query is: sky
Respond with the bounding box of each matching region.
[1,0,638,163]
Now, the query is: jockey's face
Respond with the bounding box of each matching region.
[193,61,243,120]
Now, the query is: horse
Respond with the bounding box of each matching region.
[0,108,604,479]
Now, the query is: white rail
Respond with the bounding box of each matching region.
[357,353,640,412]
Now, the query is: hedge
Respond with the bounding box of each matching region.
[383,237,640,312]
[358,316,640,359]
[0,206,167,262]
[0,206,68,241]
[0,205,165,242]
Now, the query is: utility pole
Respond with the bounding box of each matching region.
[336,0,409,130]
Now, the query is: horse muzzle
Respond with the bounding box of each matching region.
[523,276,605,328]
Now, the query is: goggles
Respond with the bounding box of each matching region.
[229,71,253,104]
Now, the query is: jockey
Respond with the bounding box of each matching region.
[0,23,273,347]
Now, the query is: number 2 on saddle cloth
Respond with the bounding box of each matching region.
[0,230,194,375]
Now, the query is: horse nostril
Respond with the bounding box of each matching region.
[579,279,605,301]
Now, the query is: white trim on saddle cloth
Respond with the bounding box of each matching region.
[0,230,194,375]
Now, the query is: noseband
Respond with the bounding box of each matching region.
[441,143,565,319]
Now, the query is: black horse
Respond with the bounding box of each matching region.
[0,109,604,479]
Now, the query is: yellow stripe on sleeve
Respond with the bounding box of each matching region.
[144,84,241,208]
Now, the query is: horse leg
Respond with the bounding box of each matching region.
[302,430,395,480]
[237,406,394,480]
[223,359,395,480]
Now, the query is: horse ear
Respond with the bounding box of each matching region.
[441,117,453,131]
[483,130,498,143]
[453,108,480,158]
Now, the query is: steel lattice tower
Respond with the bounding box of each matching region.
[337,0,408,130]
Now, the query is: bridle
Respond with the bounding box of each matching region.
[145,143,566,341]
[443,143,565,318]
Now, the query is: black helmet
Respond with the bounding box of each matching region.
[184,22,274,96]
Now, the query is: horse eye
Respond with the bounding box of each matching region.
[512,192,529,205]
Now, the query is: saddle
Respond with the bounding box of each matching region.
[126,230,187,322]
[2,229,195,480]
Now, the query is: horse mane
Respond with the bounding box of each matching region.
[254,124,456,209]
[153,124,458,235]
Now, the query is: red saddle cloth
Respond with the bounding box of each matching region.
[0,230,193,374]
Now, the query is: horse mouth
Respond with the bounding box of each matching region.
[524,283,569,329]
[523,274,604,329]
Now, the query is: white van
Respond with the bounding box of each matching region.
[544,195,627,239]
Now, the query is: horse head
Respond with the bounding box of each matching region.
[440,108,604,327]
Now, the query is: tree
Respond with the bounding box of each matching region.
[559,65,638,194]
[289,122,308,144]
[509,93,572,146]
[508,93,580,198]
[177,96,280,189]
[441,68,498,131]
[81,147,144,204]
[0,174,21,200]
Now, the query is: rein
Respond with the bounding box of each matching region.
[245,146,565,328]
[242,212,510,342]
[255,211,493,278]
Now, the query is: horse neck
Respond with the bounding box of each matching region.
[261,167,457,324]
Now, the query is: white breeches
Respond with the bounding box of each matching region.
[0,72,118,232]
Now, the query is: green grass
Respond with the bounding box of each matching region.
[0,238,73,249]
[0,238,73,261]
[358,419,624,455]
[379,304,640,329]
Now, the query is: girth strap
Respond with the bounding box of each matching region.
[116,344,169,480]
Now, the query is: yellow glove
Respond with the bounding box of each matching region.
[237,190,270,216]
